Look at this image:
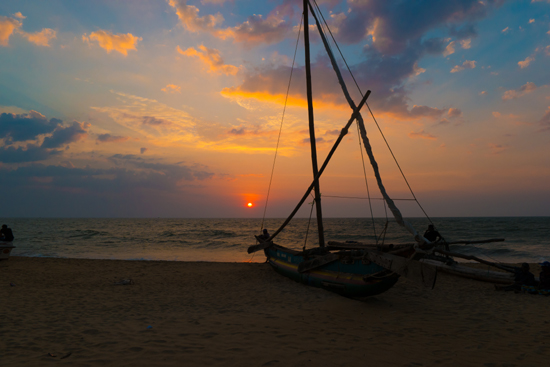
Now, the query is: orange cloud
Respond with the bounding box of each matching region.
[177,45,239,75]
[167,0,224,33]
[221,88,345,111]
[408,130,437,140]
[162,84,182,93]
[83,30,142,56]
[19,28,56,47]
[0,15,22,46]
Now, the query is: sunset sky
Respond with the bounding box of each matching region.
[0,0,549,218]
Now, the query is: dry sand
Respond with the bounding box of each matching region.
[1,257,549,366]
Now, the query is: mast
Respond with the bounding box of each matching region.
[303,0,325,247]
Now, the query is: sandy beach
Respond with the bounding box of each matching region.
[1,257,549,366]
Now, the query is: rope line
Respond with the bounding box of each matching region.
[260,15,303,231]
[323,195,417,201]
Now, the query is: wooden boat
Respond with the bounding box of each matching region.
[247,0,439,297]
[0,242,15,260]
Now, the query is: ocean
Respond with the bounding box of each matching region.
[2,217,549,264]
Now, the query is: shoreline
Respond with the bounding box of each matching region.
[2,257,549,366]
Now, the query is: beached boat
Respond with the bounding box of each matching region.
[247,0,439,297]
[0,242,15,260]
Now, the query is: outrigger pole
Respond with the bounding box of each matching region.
[303,0,325,247]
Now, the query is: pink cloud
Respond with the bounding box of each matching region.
[450,60,476,73]
[502,82,538,100]
[448,108,462,118]
[518,55,535,69]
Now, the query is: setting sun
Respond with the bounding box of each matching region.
[247,202,253,208]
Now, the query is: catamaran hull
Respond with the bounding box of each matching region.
[265,246,399,297]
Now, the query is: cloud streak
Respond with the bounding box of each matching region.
[177,45,239,75]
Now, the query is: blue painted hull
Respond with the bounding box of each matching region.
[265,246,399,297]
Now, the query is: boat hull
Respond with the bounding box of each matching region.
[265,246,399,297]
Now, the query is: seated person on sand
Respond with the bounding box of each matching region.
[495,263,536,292]
[0,224,14,242]
[423,224,442,244]
[539,261,550,290]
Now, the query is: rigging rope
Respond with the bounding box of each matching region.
[260,16,303,232]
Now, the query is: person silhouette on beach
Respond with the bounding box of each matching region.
[0,224,14,242]
[495,263,536,292]
[259,229,270,241]
[423,224,442,243]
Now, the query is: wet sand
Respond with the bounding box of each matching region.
[1,257,549,366]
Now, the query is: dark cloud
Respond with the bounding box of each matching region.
[109,154,214,182]
[449,24,477,39]
[140,147,147,154]
[334,0,492,54]
[228,45,447,120]
[229,127,246,135]
[0,111,61,143]
[142,116,170,126]
[97,133,130,143]
[0,159,215,213]
[41,121,89,149]
[225,0,506,121]
[0,144,63,163]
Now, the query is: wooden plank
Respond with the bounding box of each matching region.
[365,250,437,289]
[247,237,273,254]
[298,253,340,273]
[421,259,514,284]
[446,238,505,245]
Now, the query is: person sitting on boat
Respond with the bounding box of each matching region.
[0,224,14,242]
[423,224,442,243]
[495,263,536,292]
[258,229,270,241]
[539,261,550,289]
